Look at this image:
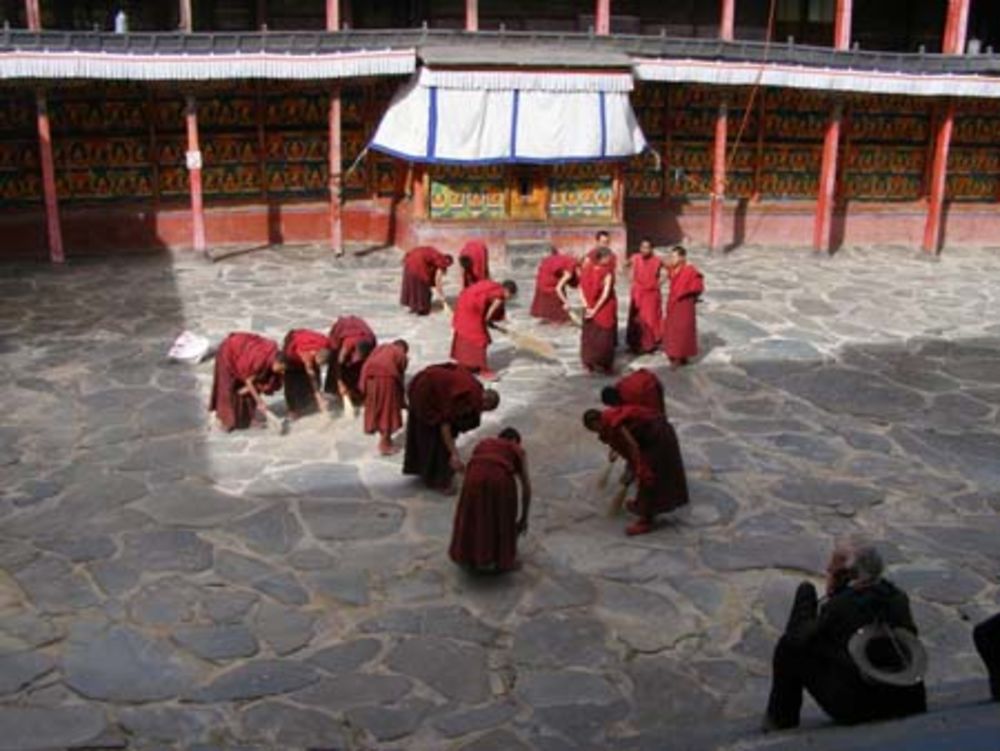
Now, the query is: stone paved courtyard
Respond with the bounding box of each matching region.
[1,243,999,751]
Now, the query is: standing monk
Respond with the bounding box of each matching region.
[530,247,578,324]
[458,240,490,288]
[584,405,689,536]
[601,368,665,414]
[626,238,663,354]
[282,329,332,417]
[449,428,531,573]
[578,246,618,374]
[209,332,286,431]
[403,363,500,491]
[359,339,408,455]
[451,279,518,380]
[400,245,453,315]
[324,316,376,416]
[663,245,704,369]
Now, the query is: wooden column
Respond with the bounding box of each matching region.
[595,0,610,34]
[465,0,478,31]
[709,101,727,252]
[179,0,192,31]
[833,0,852,49]
[327,0,343,254]
[412,165,428,219]
[752,90,767,200]
[185,96,206,252]
[25,0,40,29]
[719,0,735,41]
[943,0,970,55]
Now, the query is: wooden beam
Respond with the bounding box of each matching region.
[833,0,852,50]
[185,95,206,252]
[179,0,192,32]
[814,102,842,253]
[922,101,955,253]
[708,101,727,252]
[943,0,970,54]
[465,0,478,31]
[329,86,343,254]
[25,0,40,29]
[36,92,64,263]
[719,0,734,41]
[326,0,340,31]
[595,0,610,35]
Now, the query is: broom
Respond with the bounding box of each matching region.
[263,410,290,435]
[490,324,558,361]
[566,307,584,328]
[608,471,633,517]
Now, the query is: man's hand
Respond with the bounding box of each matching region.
[449,452,465,473]
[584,307,596,320]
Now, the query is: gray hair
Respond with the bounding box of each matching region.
[832,535,885,586]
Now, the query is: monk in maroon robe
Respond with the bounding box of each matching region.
[602,368,665,414]
[209,332,286,431]
[578,246,617,374]
[324,316,376,415]
[626,238,663,354]
[403,363,500,491]
[449,427,532,573]
[359,339,408,455]
[400,245,453,315]
[585,405,689,536]
[458,240,490,288]
[530,247,579,324]
[282,329,332,417]
[662,245,704,369]
[451,279,517,379]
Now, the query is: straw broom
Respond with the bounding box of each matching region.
[491,324,558,361]
[608,472,633,517]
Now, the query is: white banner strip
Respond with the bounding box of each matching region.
[419,66,634,92]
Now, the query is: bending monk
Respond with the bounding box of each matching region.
[626,237,663,354]
[282,329,332,417]
[209,332,286,431]
[663,245,704,369]
[458,239,490,288]
[324,315,376,416]
[449,427,531,574]
[401,245,453,315]
[601,368,666,414]
[578,246,618,374]
[451,279,518,380]
[403,363,500,491]
[584,404,689,536]
[530,247,578,324]
[359,339,409,455]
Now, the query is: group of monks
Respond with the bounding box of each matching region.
[207,232,701,571]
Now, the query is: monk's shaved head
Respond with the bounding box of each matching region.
[502,280,518,296]
[583,409,602,432]
[498,427,521,443]
[393,339,409,353]
[482,389,500,411]
[314,347,332,365]
[600,386,622,406]
[356,340,375,359]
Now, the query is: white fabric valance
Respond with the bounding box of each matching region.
[636,57,1000,99]
[369,70,647,164]
[417,66,634,92]
[0,48,415,81]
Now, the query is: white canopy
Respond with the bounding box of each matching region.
[369,67,647,164]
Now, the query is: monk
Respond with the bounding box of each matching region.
[578,246,618,374]
[530,247,578,324]
[324,316,376,416]
[584,405,689,536]
[359,339,409,455]
[626,238,663,354]
[209,332,286,431]
[458,240,490,288]
[449,427,532,574]
[400,245,453,315]
[282,329,332,417]
[403,363,500,491]
[663,245,704,369]
[601,368,665,414]
[451,279,518,380]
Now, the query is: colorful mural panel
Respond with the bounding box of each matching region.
[0,89,42,207]
[430,165,506,221]
[948,102,1000,201]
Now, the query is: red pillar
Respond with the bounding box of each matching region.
[465,0,478,31]
[327,0,343,254]
[719,0,735,41]
[25,0,40,29]
[179,0,192,31]
[595,0,610,34]
[326,0,340,30]
[813,103,842,252]
[709,102,727,252]
[943,0,970,55]
[923,101,955,253]
[185,96,206,252]
[833,0,852,49]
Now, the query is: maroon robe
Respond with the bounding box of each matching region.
[530,252,578,323]
[616,369,666,414]
[401,246,453,315]
[579,257,617,373]
[449,437,525,572]
[450,280,506,372]
[663,263,704,361]
[403,363,485,490]
[324,316,376,404]
[600,405,689,520]
[282,329,329,414]
[359,343,407,437]
[459,240,490,288]
[626,253,663,354]
[209,332,283,431]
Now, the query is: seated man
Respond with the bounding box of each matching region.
[209,332,286,431]
[763,538,927,730]
[449,427,531,573]
[974,612,1000,702]
[601,368,666,414]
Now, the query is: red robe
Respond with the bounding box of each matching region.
[324,316,377,403]
[616,369,665,414]
[459,240,490,288]
[449,437,525,572]
[359,343,407,436]
[600,405,689,520]
[401,246,452,315]
[403,363,486,490]
[663,263,704,361]
[282,329,330,413]
[451,280,506,372]
[209,333,283,431]
[530,253,578,323]
[579,257,617,372]
[626,254,663,354]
